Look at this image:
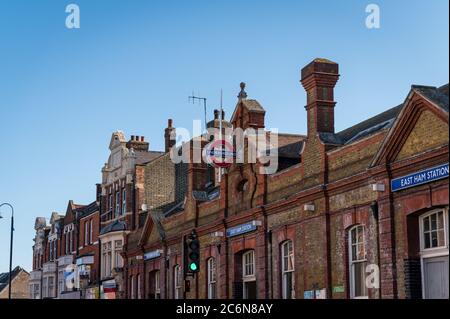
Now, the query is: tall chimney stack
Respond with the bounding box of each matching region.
[126,134,149,151]
[300,58,339,136]
[165,119,176,153]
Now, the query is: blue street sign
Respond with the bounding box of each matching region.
[144,250,161,261]
[391,163,449,192]
[226,221,257,237]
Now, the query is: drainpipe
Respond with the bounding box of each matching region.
[267,229,273,299]
[262,206,271,299]
[371,201,381,299]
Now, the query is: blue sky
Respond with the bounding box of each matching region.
[0,0,448,272]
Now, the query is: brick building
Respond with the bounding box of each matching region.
[29,200,100,299]
[122,58,448,299]
[98,131,163,299]
[30,58,448,300]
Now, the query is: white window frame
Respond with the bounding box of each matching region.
[48,276,54,298]
[348,225,368,299]
[49,241,53,261]
[242,250,256,299]
[154,270,161,299]
[419,208,449,255]
[174,265,181,299]
[89,219,93,244]
[69,230,73,253]
[207,257,217,299]
[34,283,40,299]
[419,208,449,299]
[130,275,135,299]
[281,240,295,299]
[65,233,69,255]
[85,221,89,246]
[58,271,64,294]
[115,191,121,216]
[42,277,48,298]
[114,240,123,268]
[137,273,141,299]
[102,242,112,278]
[122,189,127,215]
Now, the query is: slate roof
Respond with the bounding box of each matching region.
[75,201,99,219]
[149,210,167,240]
[192,187,220,202]
[163,200,185,217]
[319,83,449,146]
[413,84,449,112]
[0,266,28,293]
[100,220,126,235]
[241,99,266,113]
[136,150,165,165]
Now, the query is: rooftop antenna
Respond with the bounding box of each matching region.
[188,92,208,133]
[218,89,224,183]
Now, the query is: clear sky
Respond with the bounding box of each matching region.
[0,0,448,273]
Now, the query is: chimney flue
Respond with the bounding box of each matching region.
[165,119,176,153]
[300,58,339,136]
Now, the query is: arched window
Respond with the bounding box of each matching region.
[242,250,256,299]
[348,225,368,299]
[148,270,161,299]
[154,270,161,299]
[174,265,181,299]
[137,274,141,299]
[207,257,217,299]
[281,240,295,299]
[419,208,449,299]
[130,275,135,299]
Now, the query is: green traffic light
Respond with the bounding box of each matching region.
[189,262,198,271]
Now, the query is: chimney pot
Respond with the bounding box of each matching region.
[141,136,144,142]
[221,110,225,120]
[214,109,219,120]
[168,119,173,128]
[131,135,135,141]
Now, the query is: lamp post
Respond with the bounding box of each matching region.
[0,203,14,300]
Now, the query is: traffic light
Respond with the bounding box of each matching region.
[185,230,200,275]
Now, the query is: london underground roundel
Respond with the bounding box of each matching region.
[204,139,235,169]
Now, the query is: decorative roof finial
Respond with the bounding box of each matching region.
[238,82,247,100]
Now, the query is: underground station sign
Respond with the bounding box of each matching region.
[204,139,236,169]
[391,163,449,192]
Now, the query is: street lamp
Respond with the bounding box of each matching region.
[0,203,14,300]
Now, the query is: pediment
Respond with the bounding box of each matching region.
[371,87,449,167]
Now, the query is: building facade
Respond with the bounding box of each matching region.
[123,59,448,300]
[29,200,100,299]
[98,131,163,299]
[30,58,448,299]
